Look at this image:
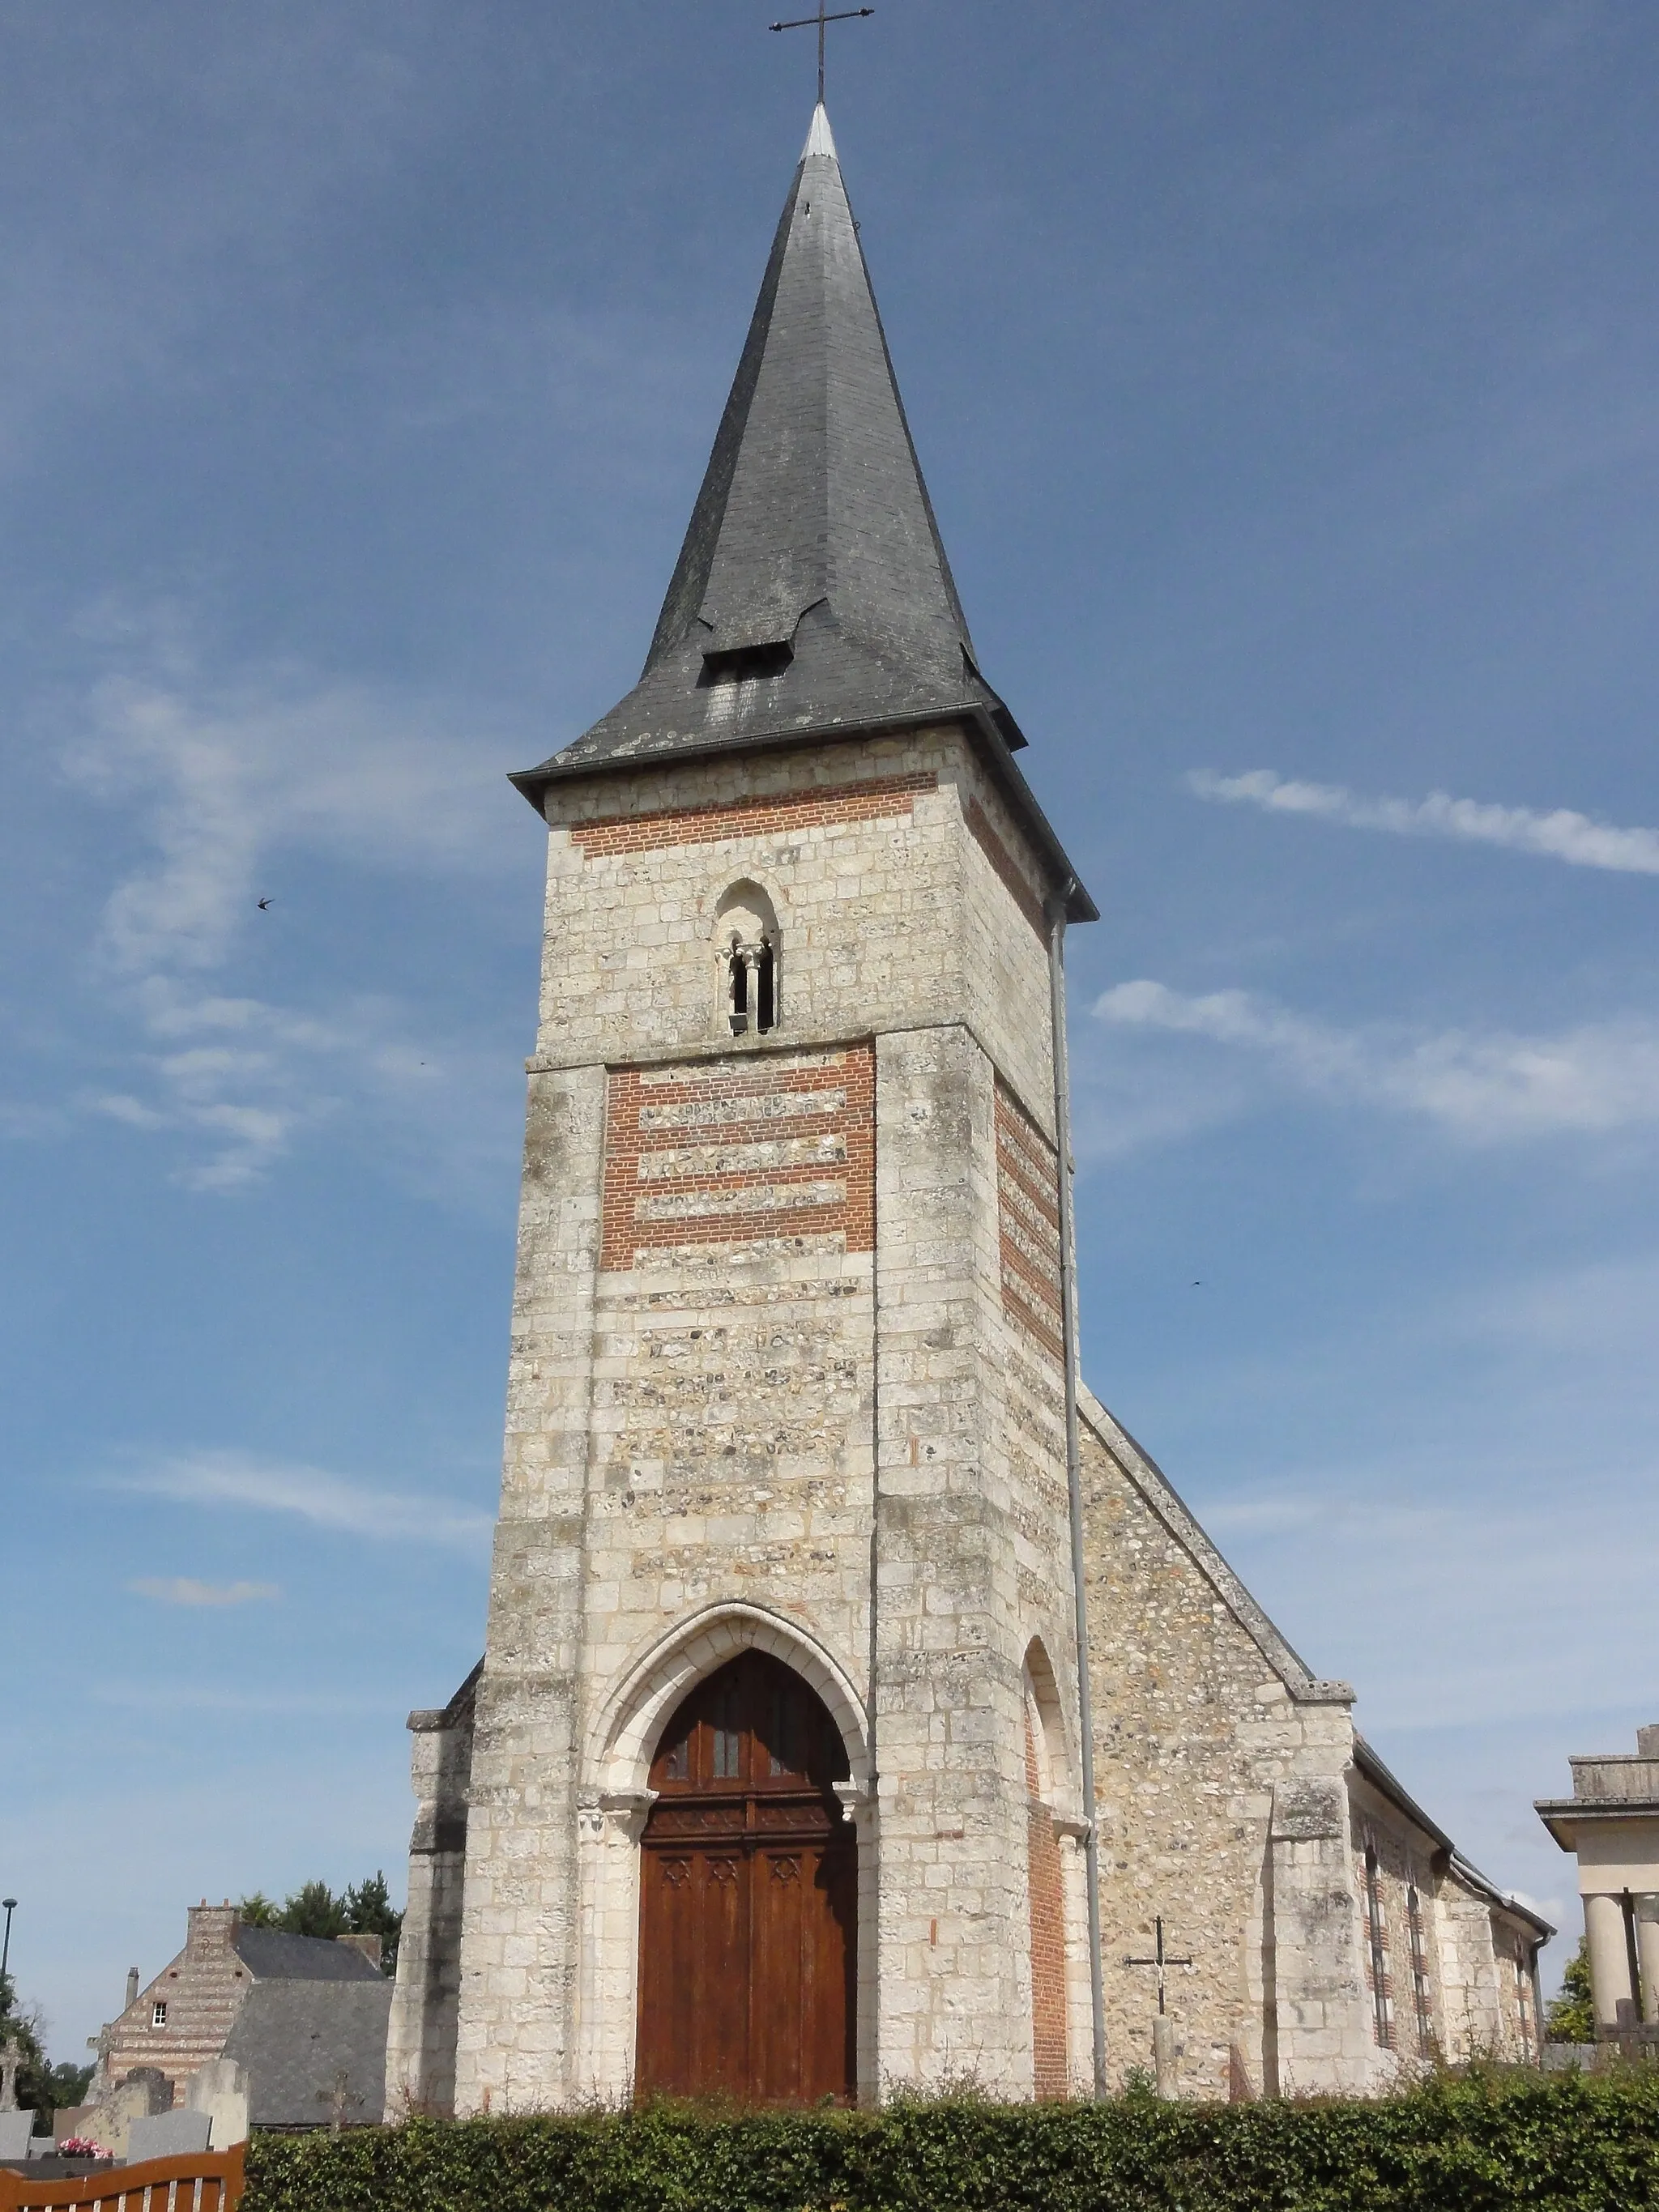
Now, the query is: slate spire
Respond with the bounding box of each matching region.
[517,104,1027,794]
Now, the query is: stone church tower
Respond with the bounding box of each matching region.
[389,106,1551,2112]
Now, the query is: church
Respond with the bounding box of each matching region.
[386,104,1548,2112]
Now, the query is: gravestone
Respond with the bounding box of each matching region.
[0,2111,36,2160]
[128,2109,212,2163]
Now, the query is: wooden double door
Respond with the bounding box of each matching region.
[636,1651,857,2103]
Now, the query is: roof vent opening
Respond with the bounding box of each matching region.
[701,641,794,686]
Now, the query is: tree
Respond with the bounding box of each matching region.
[1,1967,87,2122]
[343,1873,402,1972]
[1546,1933,1596,2044]
[281,1881,350,1941]
[236,1875,402,1973]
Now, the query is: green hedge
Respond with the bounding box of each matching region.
[245,2071,1659,2212]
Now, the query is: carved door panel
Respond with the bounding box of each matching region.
[750,1841,857,2103]
[635,1652,856,2103]
[695,1853,750,2096]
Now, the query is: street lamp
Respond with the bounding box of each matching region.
[1,1899,15,1988]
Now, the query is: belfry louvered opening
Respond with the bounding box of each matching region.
[700,641,794,685]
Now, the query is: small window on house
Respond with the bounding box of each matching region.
[1364,1845,1394,2049]
[713,881,779,1037]
[1407,1885,1434,2053]
[151,2001,168,2028]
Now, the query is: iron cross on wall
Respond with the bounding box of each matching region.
[769,2,874,105]
[1124,1916,1192,2015]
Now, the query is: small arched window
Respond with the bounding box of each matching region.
[714,881,779,1037]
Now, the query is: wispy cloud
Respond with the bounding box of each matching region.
[1188,769,1659,875]
[1094,979,1659,1140]
[1189,1471,1659,1735]
[47,623,533,1191]
[118,1450,493,1551]
[68,649,518,978]
[128,1576,280,1608]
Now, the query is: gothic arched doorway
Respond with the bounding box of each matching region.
[636,1649,856,2103]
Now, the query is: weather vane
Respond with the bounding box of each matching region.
[769,3,874,107]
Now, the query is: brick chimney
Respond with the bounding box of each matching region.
[185,1902,239,1957]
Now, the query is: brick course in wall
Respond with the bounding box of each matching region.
[569,772,936,858]
[601,1048,876,1268]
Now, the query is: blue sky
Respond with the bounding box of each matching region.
[3,0,1657,2061]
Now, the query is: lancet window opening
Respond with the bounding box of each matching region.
[1363,1845,1394,2049]
[1406,1884,1434,2052]
[714,881,780,1036]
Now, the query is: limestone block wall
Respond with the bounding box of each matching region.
[1075,1392,1366,2098]
[453,1059,608,2116]
[1432,1880,1542,2063]
[1435,1886,1505,2060]
[868,1023,1042,2092]
[388,1678,476,2116]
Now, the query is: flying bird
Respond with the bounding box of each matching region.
[256,897,271,910]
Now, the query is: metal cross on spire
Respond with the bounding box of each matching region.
[769,3,874,107]
[1124,1916,1193,2016]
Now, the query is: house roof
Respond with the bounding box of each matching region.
[509,104,1094,923]
[220,1980,393,2129]
[231,1928,386,1983]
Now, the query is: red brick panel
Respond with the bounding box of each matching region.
[1025,1705,1069,2097]
[569,773,936,858]
[603,1049,876,1269]
[996,1083,1063,1362]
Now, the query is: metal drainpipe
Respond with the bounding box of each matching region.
[1047,884,1107,2095]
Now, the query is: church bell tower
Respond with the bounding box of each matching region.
[391,103,1098,2112]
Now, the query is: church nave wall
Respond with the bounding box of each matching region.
[1077,1408,1367,2098]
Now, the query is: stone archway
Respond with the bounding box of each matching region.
[572,1607,872,2104]
[635,1649,856,2103]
